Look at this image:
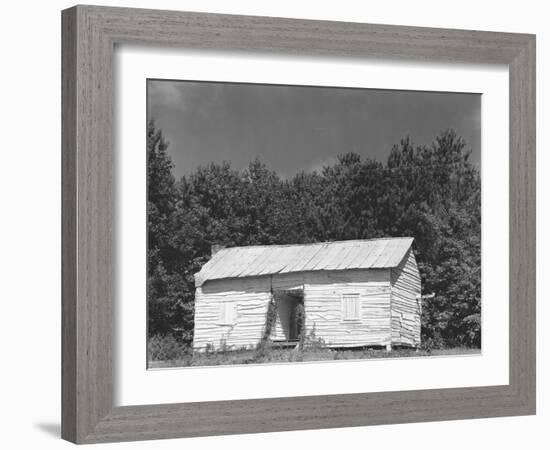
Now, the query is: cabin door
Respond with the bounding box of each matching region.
[275,292,304,341]
[288,300,305,341]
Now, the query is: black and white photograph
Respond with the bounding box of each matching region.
[146,79,482,368]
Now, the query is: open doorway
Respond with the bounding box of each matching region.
[274,290,304,343]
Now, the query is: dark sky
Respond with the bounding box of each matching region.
[147,79,481,180]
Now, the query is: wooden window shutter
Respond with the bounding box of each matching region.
[342,293,360,321]
[219,303,235,325]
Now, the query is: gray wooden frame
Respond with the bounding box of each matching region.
[62,4,536,444]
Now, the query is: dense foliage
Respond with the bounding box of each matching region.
[147,120,481,348]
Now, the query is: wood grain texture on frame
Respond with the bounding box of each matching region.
[61,4,536,444]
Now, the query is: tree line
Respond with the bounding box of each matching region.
[147,120,481,349]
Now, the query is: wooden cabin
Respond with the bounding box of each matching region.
[192,237,421,352]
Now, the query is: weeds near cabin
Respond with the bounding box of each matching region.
[219,339,229,353]
[302,324,326,351]
[254,339,273,361]
[147,325,477,368]
[254,297,278,361]
[147,334,190,362]
[148,345,480,369]
[421,335,446,352]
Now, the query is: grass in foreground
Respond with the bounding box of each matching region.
[147,335,480,369]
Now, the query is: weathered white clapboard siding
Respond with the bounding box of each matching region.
[193,277,271,351]
[193,269,394,350]
[302,269,392,347]
[390,249,422,346]
[192,238,423,351]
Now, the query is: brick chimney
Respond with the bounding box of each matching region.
[211,244,225,256]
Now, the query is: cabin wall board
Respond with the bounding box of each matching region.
[302,270,392,347]
[193,277,272,350]
[390,249,422,346]
[193,263,421,350]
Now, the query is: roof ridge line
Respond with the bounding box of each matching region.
[213,237,413,252]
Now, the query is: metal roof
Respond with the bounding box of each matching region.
[194,237,414,287]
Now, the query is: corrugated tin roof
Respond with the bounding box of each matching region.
[194,237,414,287]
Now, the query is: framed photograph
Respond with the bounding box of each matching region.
[62,4,535,444]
